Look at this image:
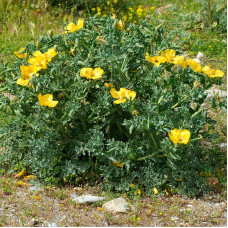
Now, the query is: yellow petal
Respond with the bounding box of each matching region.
[80,68,94,78]
[114,98,127,104]
[180,129,191,144]
[17,78,29,86]
[92,67,104,79]
[16,169,25,177]
[48,100,58,108]
[153,187,158,194]
[110,88,120,99]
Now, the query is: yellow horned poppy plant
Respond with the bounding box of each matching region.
[110,88,136,104]
[38,94,58,108]
[169,128,191,145]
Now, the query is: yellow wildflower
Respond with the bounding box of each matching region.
[135,189,141,195]
[172,56,185,65]
[80,67,104,80]
[116,20,124,31]
[112,159,124,168]
[64,19,84,33]
[24,175,37,181]
[104,83,114,88]
[97,7,101,12]
[17,78,30,86]
[17,181,28,187]
[113,0,118,3]
[186,58,201,73]
[129,184,135,188]
[193,81,200,88]
[161,49,176,63]
[14,48,26,58]
[44,48,58,61]
[132,110,139,116]
[33,196,41,200]
[16,169,25,177]
[150,6,155,11]
[168,128,191,145]
[145,53,166,67]
[202,66,224,78]
[38,94,58,108]
[110,88,136,104]
[97,207,103,211]
[153,187,158,194]
[28,51,48,70]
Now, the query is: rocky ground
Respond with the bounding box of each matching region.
[0,179,227,227]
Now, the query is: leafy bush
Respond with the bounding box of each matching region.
[0,16,225,196]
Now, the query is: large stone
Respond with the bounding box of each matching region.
[102,198,131,213]
[72,195,105,204]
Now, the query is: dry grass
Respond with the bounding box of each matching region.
[0,175,227,227]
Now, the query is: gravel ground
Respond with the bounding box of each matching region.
[0,179,227,227]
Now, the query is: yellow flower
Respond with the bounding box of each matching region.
[150,6,155,11]
[28,51,48,70]
[24,175,37,181]
[44,48,58,61]
[14,48,26,58]
[17,181,28,187]
[135,189,141,195]
[193,81,200,88]
[129,184,135,188]
[161,49,176,63]
[38,94,58,108]
[112,159,124,168]
[110,88,136,104]
[64,19,84,33]
[132,110,139,116]
[20,65,39,80]
[145,53,166,67]
[116,20,124,31]
[97,7,101,12]
[113,0,118,3]
[168,128,191,145]
[153,187,158,194]
[202,66,224,78]
[80,67,104,79]
[97,207,103,211]
[172,56,185,65]
[185,58,201,73]
[33,196,41,200]
[16,169,25,177]
[104,83,114,88]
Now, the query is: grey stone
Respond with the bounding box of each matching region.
[196,52,205,60]
[205,89,227,101]
[48,223,58,227]
[29,185,42,191]
[102,198,131,213]
[72,195,105,204]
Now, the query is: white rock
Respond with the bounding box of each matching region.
[171,216,179,221]
[102,198,131,213]
[72,195,105,204]
[187,204,193,208]
[205,89,227,101]
[29,185,42,191]
[196,52,205,60]
[219,143,227,150]
[48,223,58,227]
[193,58,201,64]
